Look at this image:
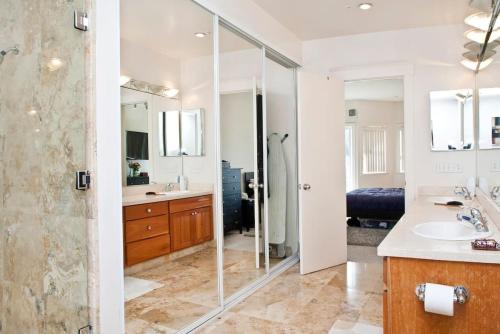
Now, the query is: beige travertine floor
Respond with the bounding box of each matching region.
[199,245,383,333]
[126,245,382,334]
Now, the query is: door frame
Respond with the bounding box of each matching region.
[333,63,416,209]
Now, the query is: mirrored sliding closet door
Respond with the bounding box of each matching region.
[121,0,220,332]
[219,23,268,299]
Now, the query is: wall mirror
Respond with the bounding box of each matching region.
[158,110,181,157]
[159,109,205,157]
[181,108,204,156]
[430,89,475,151]
[478,88,500,150]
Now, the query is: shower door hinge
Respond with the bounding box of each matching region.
[74,10,89,31]
[77,324,92,334]
[76,170,91,191]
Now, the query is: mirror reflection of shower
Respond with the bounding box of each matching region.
[0,45,19,65]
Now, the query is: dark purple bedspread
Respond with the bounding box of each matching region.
[346,188,405,220]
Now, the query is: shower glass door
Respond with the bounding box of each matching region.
[0,0,90,332]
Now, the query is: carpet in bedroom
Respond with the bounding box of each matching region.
[347,226,390,247]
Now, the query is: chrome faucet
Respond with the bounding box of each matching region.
[457,207,488,232]
[454,186,472,200]
[166,183,175,192]
[491,186,499,200]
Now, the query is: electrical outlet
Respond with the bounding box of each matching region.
[435,162,463,173]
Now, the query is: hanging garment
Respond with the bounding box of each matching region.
[267,133,287,245]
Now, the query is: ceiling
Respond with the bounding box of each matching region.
[250,0,473,40]
[345,78,404,102]
[121,0,255,61]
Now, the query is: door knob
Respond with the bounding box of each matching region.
[303,184,311,191]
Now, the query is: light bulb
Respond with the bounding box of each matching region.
[460,57,493,71]
[465,12,500,31]
[465,28,500,44]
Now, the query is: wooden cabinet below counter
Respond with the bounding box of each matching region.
[383,257,500,334]
[123,195,213,266]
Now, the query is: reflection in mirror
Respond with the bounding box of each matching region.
[181,109,204,156]
[478,87,500,203]
[121,0,217,332]
[478,88,500,149]
[121,99,151,186]
[430,89,474,151]
[158,110,181,157]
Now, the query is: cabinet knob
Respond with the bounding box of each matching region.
[147,225,152,231]
[146,208,152,213]
[191,212,195,216]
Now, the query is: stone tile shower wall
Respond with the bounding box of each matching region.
[0,0,91,332]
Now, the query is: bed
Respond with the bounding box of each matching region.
[346,188,405,228]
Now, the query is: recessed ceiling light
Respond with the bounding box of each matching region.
[194,32,208,38]
[359,3,373,10]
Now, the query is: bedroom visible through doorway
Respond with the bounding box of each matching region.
[344,77,405,262]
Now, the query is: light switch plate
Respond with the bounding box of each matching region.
[435,162,463,173]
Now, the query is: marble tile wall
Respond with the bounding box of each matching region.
[0,0,92,332]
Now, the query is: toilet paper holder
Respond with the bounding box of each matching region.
[415,283,469,304]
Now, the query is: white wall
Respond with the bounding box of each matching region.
[303,24,478,192]
[346,100,405,188]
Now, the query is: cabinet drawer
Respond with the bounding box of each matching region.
[125,215,169,243]
[222,169,241,183]
[223,193,241,205]
[222,183,241,196]
[124,201,169,221]
[125,234,170,266]
[170,195,212,213]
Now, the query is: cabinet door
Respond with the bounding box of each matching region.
[194,206,213,243]
[170,210,194,251]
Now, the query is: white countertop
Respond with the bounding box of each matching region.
[122,189,213,207]
[377,196,500,264]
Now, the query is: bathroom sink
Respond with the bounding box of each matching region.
[412,221,492,241]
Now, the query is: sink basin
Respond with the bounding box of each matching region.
[412,221,492,241]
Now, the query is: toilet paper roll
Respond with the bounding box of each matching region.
[424,283,454,316]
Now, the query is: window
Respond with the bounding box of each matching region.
[345,126,355,191]
[398,127,405,173]
[362,126,387,174]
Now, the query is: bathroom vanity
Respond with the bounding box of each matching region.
[378,196,500,333]
[122,191,213,266]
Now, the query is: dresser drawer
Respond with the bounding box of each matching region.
[222,169,241,183]
[125,215,169,243]
[222,183,241,196]
[125,234,170,266]
[170,195,212,213]
[124,201,169,221]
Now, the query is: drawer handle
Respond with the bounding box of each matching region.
[146,208,152,213]
[147,225,152,231]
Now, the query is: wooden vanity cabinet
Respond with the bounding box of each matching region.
[170,196,213,252]
[383,257,500,334]
[123,195,214,266]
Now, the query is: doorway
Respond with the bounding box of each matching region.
[343,77,406,261]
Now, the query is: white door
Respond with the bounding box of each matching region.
[298,71,347,275]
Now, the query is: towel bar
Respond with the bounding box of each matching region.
[415,283,469,304]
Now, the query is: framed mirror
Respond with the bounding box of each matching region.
[430,89,474,151]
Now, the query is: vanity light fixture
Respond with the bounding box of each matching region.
[465,12,500,31]
[194,32,208,38]
[163,88,179,98]
[465,28,500,44]
[464,40,500,52]
[120,75,131,86]
[47,57,64,72]
[358,3,373,10]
